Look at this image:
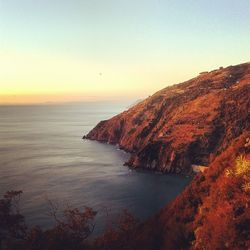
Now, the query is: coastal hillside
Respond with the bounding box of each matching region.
[95,133,250,250]
[88,62,250,250]
[85,62,250,174]
[152,133,250,249]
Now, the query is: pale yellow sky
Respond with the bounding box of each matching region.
[0,51,202,104]
[1,1,250,104]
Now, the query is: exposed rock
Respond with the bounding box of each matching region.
[191,164,208,173]
[85,62,250,174]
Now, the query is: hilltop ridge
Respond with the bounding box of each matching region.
[90,63,250,249]
[85,62,250,174]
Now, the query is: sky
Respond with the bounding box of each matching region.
[0,0,250,104]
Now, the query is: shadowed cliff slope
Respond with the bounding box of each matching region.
[85,62,250,174]
[95,133,250,250]
[152,133,250,249]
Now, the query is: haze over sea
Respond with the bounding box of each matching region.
[0,102,190,233]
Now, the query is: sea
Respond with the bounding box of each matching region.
[0,102,190,233]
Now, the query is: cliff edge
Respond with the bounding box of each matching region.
[85,63,250,174]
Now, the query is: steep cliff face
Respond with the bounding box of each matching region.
[85,63,250,173]
[150,133,250,250]
[92,135,250,250]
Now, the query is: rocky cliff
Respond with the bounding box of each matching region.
[142,132,250,250]
[85,63,250,174]
[94,134,250,249]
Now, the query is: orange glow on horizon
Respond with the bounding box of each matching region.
[0,93,144,105]
[0,94,87,105]
[0,52,212,105]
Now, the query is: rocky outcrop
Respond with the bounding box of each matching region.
[85,62,250,174]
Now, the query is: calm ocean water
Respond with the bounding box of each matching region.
[0,102,190,233]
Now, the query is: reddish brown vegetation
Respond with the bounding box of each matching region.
[0,194,149,250]
[85,62,250,174]
[1,63,249,249]
[1,138,249,250]
[84,62,250,249]
[152,133,250,249]
[0,192,97,250]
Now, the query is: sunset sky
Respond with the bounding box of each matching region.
[1,0,250,104]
